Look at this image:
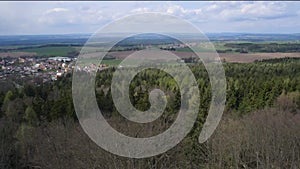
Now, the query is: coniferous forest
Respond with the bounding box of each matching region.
[0,57,300,168]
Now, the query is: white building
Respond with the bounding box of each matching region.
[48,56,72,62]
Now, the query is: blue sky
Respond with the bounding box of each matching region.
[0,1,300,35]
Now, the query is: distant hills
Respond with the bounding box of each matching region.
[0,34,90,46]
[206,33,300,41]
[0,33,299,46]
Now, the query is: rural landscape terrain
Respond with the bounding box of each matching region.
[0,32,299,169]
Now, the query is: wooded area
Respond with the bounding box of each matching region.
[0,58,300,168]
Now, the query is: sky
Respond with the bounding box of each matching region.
[0,1,300,35]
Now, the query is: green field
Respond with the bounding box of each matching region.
[20,46,78,56]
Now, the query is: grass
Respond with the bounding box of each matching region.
[20,46,78,56]
[0,46,25,49]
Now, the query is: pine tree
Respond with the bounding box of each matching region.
[24,106,38,126]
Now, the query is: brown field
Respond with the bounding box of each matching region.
[0,52,36,58]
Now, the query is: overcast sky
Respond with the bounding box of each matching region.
[1,1,300,35]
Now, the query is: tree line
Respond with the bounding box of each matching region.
[224,42,300,53]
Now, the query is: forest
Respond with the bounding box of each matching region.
[224,42,300,53]
[0,57,300,168]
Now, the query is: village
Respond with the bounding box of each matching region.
[0,56,108,84]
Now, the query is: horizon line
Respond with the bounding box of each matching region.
[0,32,300,37]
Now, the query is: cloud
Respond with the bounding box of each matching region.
[46,7,69,14]
[129,4,206,23]
[129,2,298,25]
[0,1,300,34]
[206,4,220,12]
[131,7,150,13]
[39,6,106,26]
[218,2,291,21]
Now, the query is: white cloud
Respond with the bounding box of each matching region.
[206,4,220,12]
[218,2,288,21]
[0,1,300,34]
[130,4,205,23]
[46,7,69,14]
[166,5,186,15]
[39,6,106,26]
[131,7,149,13]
